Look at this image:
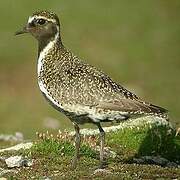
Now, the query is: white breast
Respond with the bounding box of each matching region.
[37,33,62,109]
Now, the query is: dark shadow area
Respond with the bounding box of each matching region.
[120,125,180,168]
[137,125,180,162]
[108,122,180,167]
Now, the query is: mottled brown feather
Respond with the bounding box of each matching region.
[97,99,168,114]
[27,10,168,123]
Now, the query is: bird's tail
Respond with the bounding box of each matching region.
[148,103,169,120]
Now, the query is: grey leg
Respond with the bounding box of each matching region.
[72,123,81,169]
[96,123,106,168]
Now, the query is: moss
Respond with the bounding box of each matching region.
[107,124,180,162]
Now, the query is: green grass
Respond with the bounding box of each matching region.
[107,125,180,162]
[30,124,180,164]
[31,139,96,158]
[1,2,180,177]
[0,0,180,138]
[0,122,180,179]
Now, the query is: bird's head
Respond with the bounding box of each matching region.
[15,11,60,42]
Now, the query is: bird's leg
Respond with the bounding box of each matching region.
[97,123,106,169]
[72,123,81,169]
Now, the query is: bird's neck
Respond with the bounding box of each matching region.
[38,32,63,57]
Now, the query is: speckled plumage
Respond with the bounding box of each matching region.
[37,31,168,124]
[16,10,168,168]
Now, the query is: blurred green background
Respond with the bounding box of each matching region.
[0,0,180,138]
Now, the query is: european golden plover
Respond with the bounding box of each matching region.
[16,10,168,169]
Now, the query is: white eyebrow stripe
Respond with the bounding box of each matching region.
[28,15,56,23]
[28,16,35,23]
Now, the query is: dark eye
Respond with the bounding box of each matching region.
[36,18,46,25]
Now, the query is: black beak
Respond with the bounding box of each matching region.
[15,26,28,35]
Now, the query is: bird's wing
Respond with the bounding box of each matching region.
[84,66,168,115]
[96,98,168,115]
[63,59,168,116]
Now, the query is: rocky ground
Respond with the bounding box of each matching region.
[0,116,180,179]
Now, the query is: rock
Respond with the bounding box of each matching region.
[93,168,112,175]
[43,117,60,129]
[5,155,33,168]
[69,116,172,136]
[145,156,169,166]
[133,156,179,167]
[0,178,7,180]
[0,142,33,153]
[0,132,23,142]
[0,167,16,176]
[14,132,24,141]
[166,162,179,168]
[133,158,145,164]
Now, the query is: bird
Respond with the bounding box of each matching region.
[15,10,168,169]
